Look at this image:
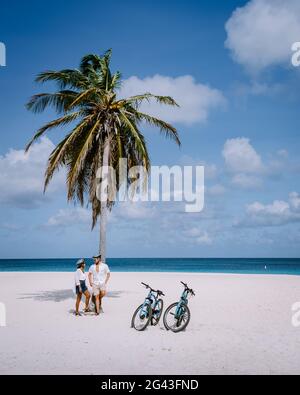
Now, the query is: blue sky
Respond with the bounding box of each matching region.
[0,0,300,258]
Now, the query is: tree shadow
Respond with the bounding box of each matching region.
[18,290,124,303]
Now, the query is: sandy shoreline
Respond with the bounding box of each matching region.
[0,272,300,375]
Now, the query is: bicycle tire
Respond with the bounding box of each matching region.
[163,302,191,333]
[131,303,152,331]
[151,299,164,326]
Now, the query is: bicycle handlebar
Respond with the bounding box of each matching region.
[142,282,193,296]
[141,283,165,296]
[181,281,195,296]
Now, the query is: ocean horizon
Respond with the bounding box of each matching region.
[0,258,300,275]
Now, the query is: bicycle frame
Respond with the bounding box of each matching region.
[139,289,159,318]
[175,288,190,318]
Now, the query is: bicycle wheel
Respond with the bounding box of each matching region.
[131,303,152,331]
[163,302,191,333]
[151,299,164,326]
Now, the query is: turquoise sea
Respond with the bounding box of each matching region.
[0,258,300,275]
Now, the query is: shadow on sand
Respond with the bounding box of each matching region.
[18,289,124,303]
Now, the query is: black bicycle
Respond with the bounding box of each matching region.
[131,283,165,331]
[163,281,195,333]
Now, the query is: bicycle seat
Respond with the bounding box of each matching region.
[156,290,165,297]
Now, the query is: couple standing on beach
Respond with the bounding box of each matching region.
[74,254,111,316]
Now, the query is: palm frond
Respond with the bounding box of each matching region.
[35,70,88,90]
[26,91,78,113]
[66,87,99,110]
[67,120,101,200]
[130,110,181,146]
[25,111,82,152]
[119,110,150,169]
[44,116,95,191]
[80,54,102,74]
[111,71,122,90]
[126,93,179,108]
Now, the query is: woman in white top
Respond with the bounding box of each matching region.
[74,259,90,316]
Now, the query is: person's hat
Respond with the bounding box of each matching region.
[93,254,102,259]
[76,258,85,267]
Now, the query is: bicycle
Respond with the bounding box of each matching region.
[163,281,195,333]
[131,282,165,331]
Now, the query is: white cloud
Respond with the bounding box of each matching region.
[112,201,157,221]
[120,75,226,124]
[0,223,23,232]
[290,192,300,211]
[46,201,157,230]
[225,0,300,73]
[222,138,292,189]
[236,192,300,227]
[183,227,213,245]
[248,200,290,216]
[231,173,263,189]
[121,202,157,219]
[46,207,90,228]
[223,137,264,174]
[0,137,64,208]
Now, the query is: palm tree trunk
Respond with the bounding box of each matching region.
[100,136,110,263]
[100,201,107,262]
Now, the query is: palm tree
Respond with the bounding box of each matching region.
[26,50,181,262]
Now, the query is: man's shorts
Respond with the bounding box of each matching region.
[92,283,106,296]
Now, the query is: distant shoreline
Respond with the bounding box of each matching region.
[0,271,299,278]
[0,257,300,275]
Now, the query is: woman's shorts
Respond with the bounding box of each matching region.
[76,280,88,294]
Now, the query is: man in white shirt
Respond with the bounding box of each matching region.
[88,254,111,315]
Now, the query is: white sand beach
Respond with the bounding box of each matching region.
[0,272,300,375]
